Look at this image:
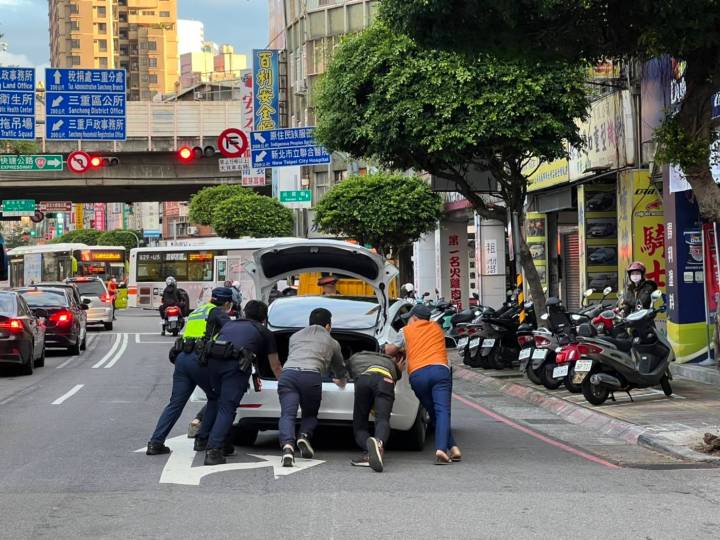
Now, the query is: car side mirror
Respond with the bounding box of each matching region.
[83,298,92,304]
[80,304,89,311]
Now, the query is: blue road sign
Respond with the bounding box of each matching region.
[250,127,318,150]
[45,68,126,141]
[0,67,36,140]
[251,145,331,168]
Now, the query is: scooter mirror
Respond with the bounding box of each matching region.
[506,289,513,297]
[602,286,613,296]
[540,313,549,321]
[542,286,548,294]
[651,289,663,301]
[423,292,431,298]
[571,314,582,321]
[583,288,595,298]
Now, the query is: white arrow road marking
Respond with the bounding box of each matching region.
[254,133,266,144]
[104,332,128,368]
[135,436,324,485]
[92,333,121,368]
[52,384,84,405]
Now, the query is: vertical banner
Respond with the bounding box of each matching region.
[581,183,618,297]
[241,70,254,133]
[73,203,83,230]
[525,212,548,287]
[252,49,280,130]
[703,223,720,323]
[93,203,106,231]
[436,222,469,310]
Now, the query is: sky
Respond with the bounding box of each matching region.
[0,0,270,70]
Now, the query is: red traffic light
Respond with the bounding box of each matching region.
[90,156,102,168]
[178,146,193,161]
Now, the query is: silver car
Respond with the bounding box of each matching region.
[66,277,114,330]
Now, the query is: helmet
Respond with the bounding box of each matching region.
[232,280,240,289]
[165,276,176,286]
[402,283,414,293]
[626,261,646,275]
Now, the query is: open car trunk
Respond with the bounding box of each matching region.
[257,329,379,380]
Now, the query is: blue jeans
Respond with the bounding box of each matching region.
[277,369,322,447]
[409,364,456,452]
[150,352,214,444]
[202,358,251,449]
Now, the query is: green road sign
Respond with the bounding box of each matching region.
[279,190,312,203]
[2,199,36,217]
[0,154,64,172]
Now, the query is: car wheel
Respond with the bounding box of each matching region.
[21,345,34,375]
[68,338,81,356]
[104,322,113,331]
[230,423,259,446]
[34,345,46,368]
[392,407,427,451]
[80,333,87,351]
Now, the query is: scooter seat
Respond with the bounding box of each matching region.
[599,336,633,352]
[451,312,475,324]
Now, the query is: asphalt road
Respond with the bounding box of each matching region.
[1,311,719,540]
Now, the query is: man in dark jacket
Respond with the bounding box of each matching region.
[160,276,180,319]
[620,261,658,316]
[347,351,405,473]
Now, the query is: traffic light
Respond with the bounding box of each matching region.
[90,156,120,169]
[177,145,216,162]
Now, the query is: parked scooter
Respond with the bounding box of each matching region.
[571,290,673,405]
[162,304,185,336]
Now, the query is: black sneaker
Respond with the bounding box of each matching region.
[223,442,236,456]
[281,444,295,467]
[204,448,226,466]
[297,435,314,459]
[146,441,170,455]
[367,437,384,473]
[351,454,370,467]
[193,438,208,452]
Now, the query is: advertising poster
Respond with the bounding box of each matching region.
[703,223,720,323]
[252,49,280,131]
[526,212,548,287]
[580,183,618,297]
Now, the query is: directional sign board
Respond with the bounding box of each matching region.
[45,68,126,141]
[0,67,36,140]
[38,201,73,213]
[218,128,249,158]
[218,157,267,186]
[279,190,312,208]
[0,155,63,172]
[2,199,36,217]
[251,127,331,168]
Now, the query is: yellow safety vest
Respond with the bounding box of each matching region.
[182,303,215,339]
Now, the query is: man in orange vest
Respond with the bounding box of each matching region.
[107,277,119,319]
[384,304,461,464]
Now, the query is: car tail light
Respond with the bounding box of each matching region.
[517,334,534,347]
[50,310,73,325]
[100,293,113,303]
[0,319,24,333]
[534,335,552,348]
[578,343,604,355]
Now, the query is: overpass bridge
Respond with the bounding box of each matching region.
[0,101,267,202]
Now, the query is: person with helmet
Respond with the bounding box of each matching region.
[231,280,242,313]
[146,287,234,456]
[160,276,180,320]
[318,275,340,296]
[620,261,658,316]
[401,283,416,300]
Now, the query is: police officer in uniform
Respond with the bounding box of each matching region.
[198,300,278,466]
[145,287,233,455]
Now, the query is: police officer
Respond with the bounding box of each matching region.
[145,287,233,455]
[198,300,278,466]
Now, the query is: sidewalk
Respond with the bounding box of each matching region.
[452,357,720,463]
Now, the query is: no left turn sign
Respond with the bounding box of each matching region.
[218,128,249,158]
[67,151,91,174]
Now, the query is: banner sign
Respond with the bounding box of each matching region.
[252,50,280,130]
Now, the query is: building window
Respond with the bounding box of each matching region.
[142,11,156,16]
[69,20,80,31]
[119,29,128,39]
[148,57,157,68]
[97,6,106,17]
[148,74,158,84]
[97,39,107,51]
[98,57,109,68]
[147,41,157,51]
[119,12,127,23]
[120,46,129,56]
[333,170,347,183]
[69,4,78,14]
[70,39,80,49]
[97,22,107,34]
[315,171,330,199]
[70,56,81,66]
[159,11,170,17]
[142,91,152,99]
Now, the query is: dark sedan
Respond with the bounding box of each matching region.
[17,287,88,355]
[0,290,46,375]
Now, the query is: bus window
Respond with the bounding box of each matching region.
[10,259,23,287]
[163,252,188,280]
[42,252,59,281]
[0,237,7,282]
[137,252,162,281]
[188,252,214,281]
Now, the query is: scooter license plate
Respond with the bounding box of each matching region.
[531,348,547,360]
[457,337,468,349]
[168,316,178,322]
[482,338,496,349]
[574,359,593,372]
[469,338,481,348]
[553,364,569,378]
[519,348,532,360]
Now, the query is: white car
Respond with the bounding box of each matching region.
[193,239,427,449]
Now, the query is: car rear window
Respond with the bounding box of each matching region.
[0,294,17,316]
[20,290,69,307]
[73,281,105,297]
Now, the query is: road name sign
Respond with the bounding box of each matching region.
[0,66,36,140]
[218,157,267,186]
[2,199,36,217]
[250,127,331,168]
[135,436,324,485]
[279,190,312,208]
[67,150,91,174]
[45,68,127,141]
[38,201,72,212]
[0,155,63,172]
[218,128,249,158]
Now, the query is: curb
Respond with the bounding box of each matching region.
[453,363,720,464]
[670,363,720,386]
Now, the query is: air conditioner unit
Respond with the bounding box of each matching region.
[187,226,199,236]
[294,80,307,95]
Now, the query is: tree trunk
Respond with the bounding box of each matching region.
[683,165,720,221]
[517,230,547,318]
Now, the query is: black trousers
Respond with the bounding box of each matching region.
[353,372,395,451]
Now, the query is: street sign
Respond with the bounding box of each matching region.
[38,201,73,212]
[0,155,63,172]
[143,229,162,238]
[2,199,36,217]
[218,128,249,158]
[279,190,312,208]
[45,68,126,141]
[218,157,267,186]
[250,127,331,168]
[0,66,36,140]
[67,150,91,174]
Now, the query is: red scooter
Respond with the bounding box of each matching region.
[162,305,185,336]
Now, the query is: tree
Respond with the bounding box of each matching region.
[314,173,443,257]
[314,23,589,312]
[211,192,294,238]
[97,230,143,251]
[50,229,104,245]
[381,0,720,221]
[189,184,251,226]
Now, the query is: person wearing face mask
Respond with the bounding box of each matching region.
[620,261,658,316]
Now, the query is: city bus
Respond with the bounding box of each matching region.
[127,238,301,310]
[7,244,127,287]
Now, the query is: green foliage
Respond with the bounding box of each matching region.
[314,23,588,179]
[50,229,104,245]
[654,116,711,171]
[211,192,294,239]
[314,173,442,256]
[97,229,143,251]
[0,140,40,154]
[189,184,251,225]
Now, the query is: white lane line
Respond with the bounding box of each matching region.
[92,333,122,368]
[135,333,140,343]
[52,384,84,405]
[56,357,76,369]
[104,333,129,369]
